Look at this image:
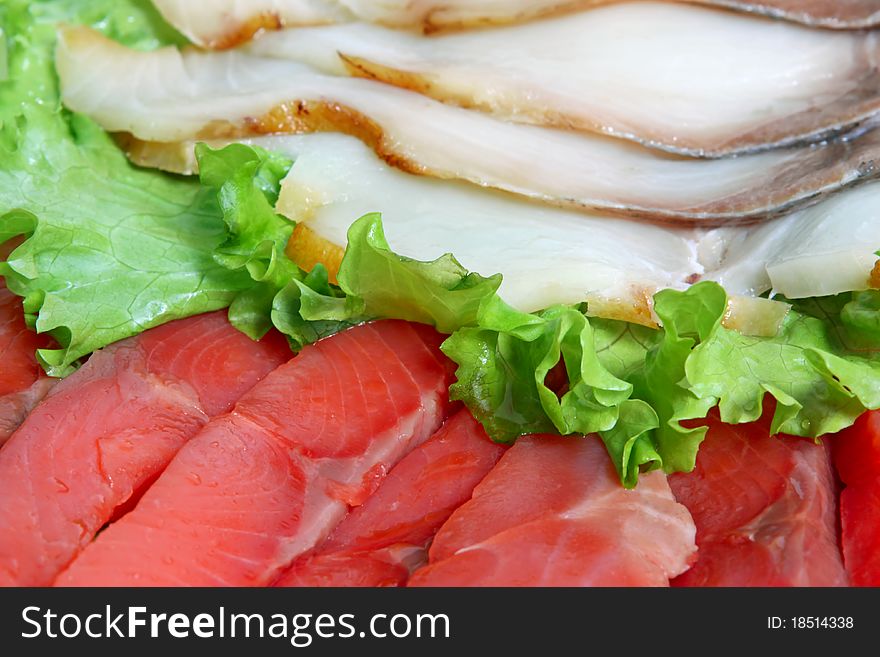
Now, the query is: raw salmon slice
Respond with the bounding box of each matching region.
[275,409,507,587]
[0,285,49,397]
[835,411,880,488]
[669,412,848,587]
[834,411,880,586]
[0,283,56,445]
[274,549,419,587]
[0,378,56,448]
[408,435,697,587]
[0,312,290,586]
[56,320,456,587]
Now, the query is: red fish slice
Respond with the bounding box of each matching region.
[834,411,880,586]
[0,283,56,445]
[408,435,697,587]
[669,412,848,587]
[274,549,418,587]
[275,409,507,587]
[0,311,290,586]
[56,320,455,587]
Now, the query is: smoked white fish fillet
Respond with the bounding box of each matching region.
[701,0,880,28]
[704,183,880,299]
[57,27,880,225]
[267,134,880,317]
[152,0,880,49]
[115,133,880,322]
[247,3,880,156]
[271,134,704,325]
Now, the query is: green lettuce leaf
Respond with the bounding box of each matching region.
[632,284,724,473]
[0,1,255,375]
[443,286,726,485]
[444,297,632,438]
[257,206,880,485]
[336,214,502,333]
[269,212,502,347]
[688,290,880,438]
[194,143,295,339]
[4,0,880,489]
[270,265,366,351]
[597,399,661,487]
[436,280,880,485]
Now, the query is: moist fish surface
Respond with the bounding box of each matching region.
[56,320,455,587]
[834,411,880,586]
[668,411,848,587]
[408,434,697,586]
[0,311,291,586]
[275,409,507,586]
[0,282,56,445]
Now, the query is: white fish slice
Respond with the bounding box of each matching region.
[707,185,880,299]
[151,0,880,49]
[268,134,880,321]
[270,133,706,325]
[108,132,880,329]
[246,3,880,157]
[56,27,880,226]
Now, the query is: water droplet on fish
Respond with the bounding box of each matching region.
[54,478,70,493]
[210,441,220,448]
[161,555,175,565]
[187,472,202,485]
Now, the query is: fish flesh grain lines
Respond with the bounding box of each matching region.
[668,411,848,587]
[274,410,507,587]
[151,0,880,49]
[408,435,697,586]
[55,321,455,586]
[0,312,291,586]
[246,3,880,156]
[57,27,880,226]
[0,282,55,445]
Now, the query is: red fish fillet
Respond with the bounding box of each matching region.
[408,435,697,587]
[274,549,420,587]
[0,283,56,444]
[834,411,880,586]
[275,409,507,587]
[56,320,455,587]
[669,412,848,587]
[0,312,291,586]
